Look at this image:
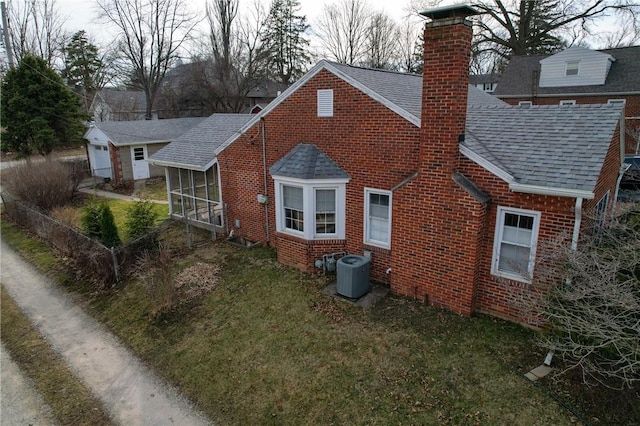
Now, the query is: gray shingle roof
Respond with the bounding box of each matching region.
[464,103,623,192]
[92,90,147,111]
[150,114,253,170]
[270,144,350,180]
[92,117,205,146]
[493,45,640,96]
[327,61,506,120]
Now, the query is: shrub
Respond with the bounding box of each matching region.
[125,201,159,240]
[136,245,175,319]
[0,157,74,211]
[81,199,121,247]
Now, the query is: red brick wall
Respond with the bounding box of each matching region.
[500,94,639,153]
[108,143,123,183]
[217,70,421,282]
[389,17,481,316]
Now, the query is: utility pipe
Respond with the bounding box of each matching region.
[261,117,270,244]
[571,197,583,251]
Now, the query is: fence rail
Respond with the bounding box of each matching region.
[1,191,164,288]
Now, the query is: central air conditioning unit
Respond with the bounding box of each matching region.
[336,255,370,299]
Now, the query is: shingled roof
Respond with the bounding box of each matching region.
[150,114,253,170]
[493,45,640,97]
[89,117,205,146]
[270,144,350,180]
[464,103,623,193]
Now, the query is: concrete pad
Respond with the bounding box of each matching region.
[321,281,389,308]
[526,365,553,381]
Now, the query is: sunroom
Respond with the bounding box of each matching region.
[166,164,223,230]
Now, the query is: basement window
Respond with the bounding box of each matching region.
[518,101,532,107]
[559,100,576,106]
[317,89,333,117]
[491,207,541,283]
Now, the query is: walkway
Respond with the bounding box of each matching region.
[78,177,168,204]
[0,241,212,425]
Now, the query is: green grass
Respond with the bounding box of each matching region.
[2,218,638,425]
[103,199,169,239]
[0,287,114,425]
[135,178,168,201]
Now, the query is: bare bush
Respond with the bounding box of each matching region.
[136,246,175,318]
[534,206,640,389]
[175,262,220,302]
[50,206,82,228]
[1,158,74,211]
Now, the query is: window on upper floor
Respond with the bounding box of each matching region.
[565,61,580,76]
[364,188,392,249]
[607,99,626,105]
[491,207,541,283]
[559,100,576,106]
[317,89,333,117]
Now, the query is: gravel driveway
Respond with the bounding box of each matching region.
[1,241,213,425]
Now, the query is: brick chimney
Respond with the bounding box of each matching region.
[420,4,478,174]
[390,5,482,316]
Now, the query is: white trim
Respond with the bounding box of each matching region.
[273,176,347,240]
[559,100,576,105]
[363,187,392,249]
[607,98,626,105]
[491,206,541,283]
[508,182,594,199]
[496,91,640,99]
[317,89,334,117]
[518,101,532,107]
[459,145,514,183]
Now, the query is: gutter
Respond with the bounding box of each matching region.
[613,111,629,212]
[496,91,640,99]
[508,183,594,199]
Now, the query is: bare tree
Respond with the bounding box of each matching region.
[396,20,423,73]
[364,12,400,70]
[411,0,640,72]
[315,0,370,65]
[6,0,67,66]
[506,206,640,389]
[96,0,199,120]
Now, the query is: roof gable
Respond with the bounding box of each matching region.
[270,144,350,180]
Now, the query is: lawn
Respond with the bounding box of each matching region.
[2,219,638,425]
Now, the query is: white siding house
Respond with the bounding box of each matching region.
[539,47,615,88]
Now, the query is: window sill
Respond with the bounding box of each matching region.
[491,270,532,284]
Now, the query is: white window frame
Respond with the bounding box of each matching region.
[491,206,541,283]
[317,89,334,117]
[273,176,347,240]
[559,100,576,106]
[565,61,580,76]
[518,101,532,107]
[364,188,392,249]
[607,99,626,105]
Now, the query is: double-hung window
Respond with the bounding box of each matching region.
[283,185,304,232]
[274,178,347,240]
[491,207,541,282]
[364,188,392,249]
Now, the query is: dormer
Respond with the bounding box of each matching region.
[539,47,615,88]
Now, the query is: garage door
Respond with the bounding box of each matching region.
[91,145,112,179]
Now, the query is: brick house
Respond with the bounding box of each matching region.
[493,45,640,154]
[151,5,625,324]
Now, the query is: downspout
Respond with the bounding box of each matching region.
[571,197,583,251]
[261,117,270,244]
[613,112,629,212]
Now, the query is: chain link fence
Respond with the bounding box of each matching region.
[1,191,166,288]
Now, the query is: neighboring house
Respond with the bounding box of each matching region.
[89,90,155,122]
[469,73,500,93]
[245,81,289,111]
[84,117,204,182]
[150,5,625,324]
[493,45,640,153]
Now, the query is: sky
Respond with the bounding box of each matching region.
[57,0,420,45]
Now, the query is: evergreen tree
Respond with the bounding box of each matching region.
[1,54,88,157]
[61,31,104,111]
[260,0,310,84]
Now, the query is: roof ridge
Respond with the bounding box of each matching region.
[324,60,422,78]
